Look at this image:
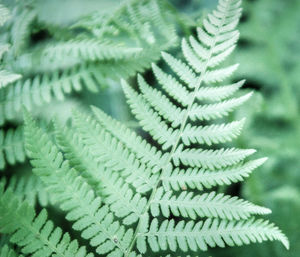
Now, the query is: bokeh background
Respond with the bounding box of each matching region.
[1,0,299,256]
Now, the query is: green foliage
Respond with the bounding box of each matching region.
[0,0,178,126]
[0,4,21,88]
[0,0,293,256]
[0,126,25,169]
[25,112,134,255]
[13,0,289,256]
[0,0,180,172]
[0,245,22,257]
[6,173,50,207]
[0,181,93,257]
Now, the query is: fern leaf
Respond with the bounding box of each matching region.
[151,63,190,106]
[122,79,179,150]
[189,92,253,121]
[21,0,289,255]
[120,0,288,254]
[181,38,204,73]
[0,245,23,257]
[64,0,177,79]
[217,30,240,44]
[151,187,271,220]
[0,5,21,90]
[11,8,36,56]
[4,0,180,126]
[173,145,256,169]
[7,174,50,207]
[0,127,25,170]
[89,109,162,190]
[4,1,177,124]
[0,4,10,26]
[188,36,209,61]
[70,110,149,224]
[207,45,236,67]
[196,27,214,47]
[56,119,150,222]
[138,74,185,127]
[204,64,239,83]
[0,64,101,124]
[39,39,142,62]
[195,80,245,102]
[91,106,167,172]
[0,44,10,59]
[161,52,198,88]
[137,218,289,253]
[181,119,245,146]
[0,183,93,257]
[71,109,155,181]
[213,31,239,53]
[162,158,268,191]
[24,112,132,255]
[0,70,21,89]
[203,17,219,35]
[54,121,99,175]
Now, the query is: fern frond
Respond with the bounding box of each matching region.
[108,0,177,46]
[39,39,142,62]
[0,183,94,257]
[151,188,271,220]
[24,112,132,255]
[119,0,288,254]
[0,5,21,89]
[55,119,150,224]
[53,119,103,178]
[0,245,22,257]
[181,38,205,73]
[16,40,143,74]
[0,126,25,170]
[196,27,213,47]
[22,0,289,255]
[55,118,158,195]
[71,110,149,223]
[17,0,177,76]
[137,217,289,253]
[11,8,36,56]
[0,64,101,124]
[162,158,268,191]
[7,174,50,207]
[2,0,179,127]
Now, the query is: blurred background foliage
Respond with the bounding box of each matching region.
[0,0,299,256]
